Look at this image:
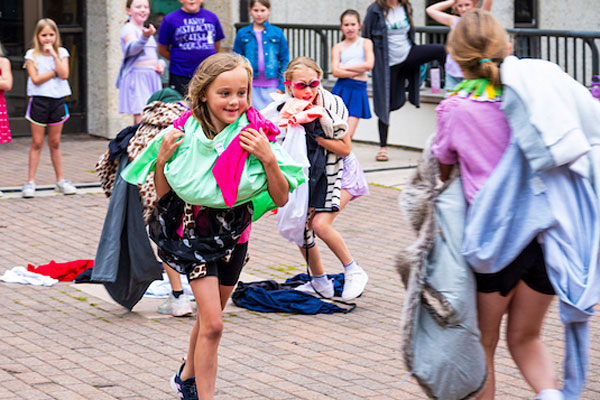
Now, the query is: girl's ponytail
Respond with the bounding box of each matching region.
[447,9,507,87]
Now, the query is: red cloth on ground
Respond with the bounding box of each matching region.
[27,259,94,281]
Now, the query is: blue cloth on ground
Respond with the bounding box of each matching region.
[231,273,351,314]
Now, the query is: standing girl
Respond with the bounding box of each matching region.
[363,0,446,162]
[331,9,374,139]
[0,42,13,197]
[122,53,303,399]
[432,10,562,400]
[23,18,75,198]
[233,0,290,111]
[269,57,369,301]
[426,0,493,90]
[158,0,225,96]
[117,0,165,124]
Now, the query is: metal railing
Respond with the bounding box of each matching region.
[234,23,600,86]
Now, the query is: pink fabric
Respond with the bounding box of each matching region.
[212,107,279,207]
[172,110,192,131]
[431,95,511,203]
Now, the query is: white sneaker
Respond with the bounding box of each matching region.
[341,265,368,301]
[21,181,36,198]
[295,279,334,299]
[534,389,564,400]
[158,293,193,317]
[55,179,77,195]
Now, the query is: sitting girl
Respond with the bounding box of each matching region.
[122,52,304,399]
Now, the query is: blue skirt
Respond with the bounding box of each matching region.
[331,78,371,119]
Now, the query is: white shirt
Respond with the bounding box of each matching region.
[386,5,412,66]
[25,47,72,98]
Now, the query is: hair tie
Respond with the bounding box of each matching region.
[479,58,492,64]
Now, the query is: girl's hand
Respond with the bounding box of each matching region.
[240,128,276,165]
[157,128,184,165]
[142,24,156,38]
[43,44,57,57]
[156,60,165,74]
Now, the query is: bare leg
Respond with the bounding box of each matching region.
[347,116,359,139]
[133,114,142,124]
[298,244,326,276]
[475,290,513,400]
[47,123,65,181]
[506,282,557,393]
[27,123,46,182]
[181,276,223,400]
[164,262,183,292]
[312,190,354,266]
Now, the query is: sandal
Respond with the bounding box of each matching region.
[376,149,389,162]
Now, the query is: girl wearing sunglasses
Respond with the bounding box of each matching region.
[264,56,369,301]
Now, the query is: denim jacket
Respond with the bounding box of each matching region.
[233,22,290,92]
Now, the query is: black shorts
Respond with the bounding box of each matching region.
[180,242,249,286]
[474,240,555,297]
[26,96,70,126]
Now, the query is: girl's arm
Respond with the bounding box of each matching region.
[26,60,55,86]
[331,44,359,79]
[154,128,185,198]
[439,162,453,182]
[337,39,375,74]
[53,49,69,80]
[315,133,351,157]
[214,40,221,53]
[0,58,12,91]
[426,0,459,27]
[277,32,290,92]
[240,127,289,207]
[157,44,170,61]
[481,0,493,11]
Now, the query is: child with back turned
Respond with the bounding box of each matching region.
[122,52,304,399]
[23,18,75,198]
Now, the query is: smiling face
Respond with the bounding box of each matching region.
[201,66,249,133]
[179,0,203,14]
[341,14,361,40]
[455,0,476,16]
[38,26,57,48]
[127,0,150,26]
[249,2,270,26]
[289,67,320,103]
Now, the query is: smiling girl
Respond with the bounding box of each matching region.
[233,0,290,110]
[117,0,164,124]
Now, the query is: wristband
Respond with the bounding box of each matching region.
[53,70,57,78]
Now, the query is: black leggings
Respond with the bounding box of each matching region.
[378,43,445,147]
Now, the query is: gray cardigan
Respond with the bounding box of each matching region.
[362,2,420,125]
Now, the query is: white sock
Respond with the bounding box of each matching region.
[536,389,563,400]
[343,260,359,273]
[312,274,329,286]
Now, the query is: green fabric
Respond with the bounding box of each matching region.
[146,87,184,105]
[121,113,306,209]
[251,191,277,221]
[452,78,503,97]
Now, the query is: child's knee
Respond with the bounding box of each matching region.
[311,215,331,237]
[200,318,224,341]
[30,140,44,151]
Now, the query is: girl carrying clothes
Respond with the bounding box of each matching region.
[426,0,493,91]
[432,10,562,400]
[117,0,165,124]
[331,9,374,139]
[23,18,75,198]
[264,56,369,302]
[121,53,304,400]
[233,0,290,111]
[363,0,446,162]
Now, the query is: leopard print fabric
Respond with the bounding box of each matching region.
[96,101,187,223]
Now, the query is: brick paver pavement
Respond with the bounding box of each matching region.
[0,135,599,399]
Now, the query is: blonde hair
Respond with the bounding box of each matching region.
[283,57,323,97]
[32,19,62,57]
[447,9,507,87]
[187,53,253,139]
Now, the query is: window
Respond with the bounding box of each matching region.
[514,0,538,28]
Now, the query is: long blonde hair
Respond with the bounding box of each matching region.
[283,57,323,97]
[187,53,253,139]
[32,18,62,57]
[447,9,507,87]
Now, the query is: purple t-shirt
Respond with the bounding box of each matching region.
[431,95,511,203]
[158,8,225,78]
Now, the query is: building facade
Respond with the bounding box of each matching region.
[0,1,598,138]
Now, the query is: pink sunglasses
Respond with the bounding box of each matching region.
[283,79,321,90]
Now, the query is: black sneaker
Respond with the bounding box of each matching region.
[170,363,198,400]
